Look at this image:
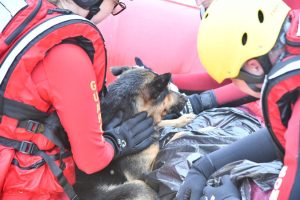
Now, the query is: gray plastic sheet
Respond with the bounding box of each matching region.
[145,107,281,200]
[207,160,282,200]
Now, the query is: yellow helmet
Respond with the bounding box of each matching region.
[197,0,290,83]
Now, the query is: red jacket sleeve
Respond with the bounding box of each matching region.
[213,83,249,106]
[32,43,114,174]
[284,0,300,9]
[172,73,248,105]
[270,98,300,199]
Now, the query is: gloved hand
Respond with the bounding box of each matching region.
[176,156,216,200]
[176,168,207,200]
[103,111,123,131]
[202,175,240,200]
[181,90,218,115]
[104,111,155,159]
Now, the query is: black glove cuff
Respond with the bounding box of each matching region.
[193,155,216,179]
[183,97,194,113]
[103,131,121,159]
[188,90,218,114]
[202,90,218,110]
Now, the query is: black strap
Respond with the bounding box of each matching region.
[257,54,273,75]
[237,70,265,84]
[237,70,265,93]
[12,150,72,170]
[86,0,101,20]
[17,113,67,150]
[0,94,77,198]
[17,113,72,175]
[247,83,263,92]
[99,83,107,99]
[62,37,95,63]
[18,119,45,133]
[1,95,48,121]
[37,150,79,200]
[0,136,79,200]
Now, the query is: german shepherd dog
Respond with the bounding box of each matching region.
[74,61,195,200]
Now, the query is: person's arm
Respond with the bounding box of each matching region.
[270,98,300,200]
[37,44,155,174]
[176,128,281,200]
[182,83,256,114]
[34,43,114,174]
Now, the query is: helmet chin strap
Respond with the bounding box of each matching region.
[86,1,102,20]
[73,0,103,20]
[237,53,272,93]
[238,70,264,92]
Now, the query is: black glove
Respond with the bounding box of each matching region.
[176,156,216,200]
[104,111,155,159]
[103,111,123,131]
[202,175,240,200]
[176,168,207,200]
[182,90,218,115]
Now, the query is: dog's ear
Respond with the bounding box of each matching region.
[135,57,144,67]
[110,66,130,76]
[135,57,153,71]
[147,73,171,99]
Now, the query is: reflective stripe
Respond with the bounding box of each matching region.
[0,14,90,85]
[0,0,27,32]
[268,60,300,80]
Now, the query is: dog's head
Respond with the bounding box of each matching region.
[101,66,187,125]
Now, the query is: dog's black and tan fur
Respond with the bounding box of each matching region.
[74,66,195,200]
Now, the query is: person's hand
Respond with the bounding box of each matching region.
[104,111,155,159]
[202,175,240,200]
[181,90,218,115]
[176,168,207,200]
[103,111,123,130]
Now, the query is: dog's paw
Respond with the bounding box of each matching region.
[179,113,197,122]
[181,113,197,120]
[169,131,186,142]
[174,113,196,127]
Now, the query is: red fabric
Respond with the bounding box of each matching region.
[98,0,205,84]
[212,83,248,106]
[2,148,74,200]
[32,44,114,173]
[172,73,230,91]
[5,12,106,113]
[265,73,300,149]
[0,1,112,197]
[241,100,264,125]
[97,0,300,92]
[0,0,50,57]
[285,10,300,55]
[0,146,14,191]
[250,180,272,200]
[269,99,300,199]
[0,44,114,199]
[284,0,300,9]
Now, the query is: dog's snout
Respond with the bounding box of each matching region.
[181,95,188,103]
[178,94,187,105]
[167,93,188,114]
